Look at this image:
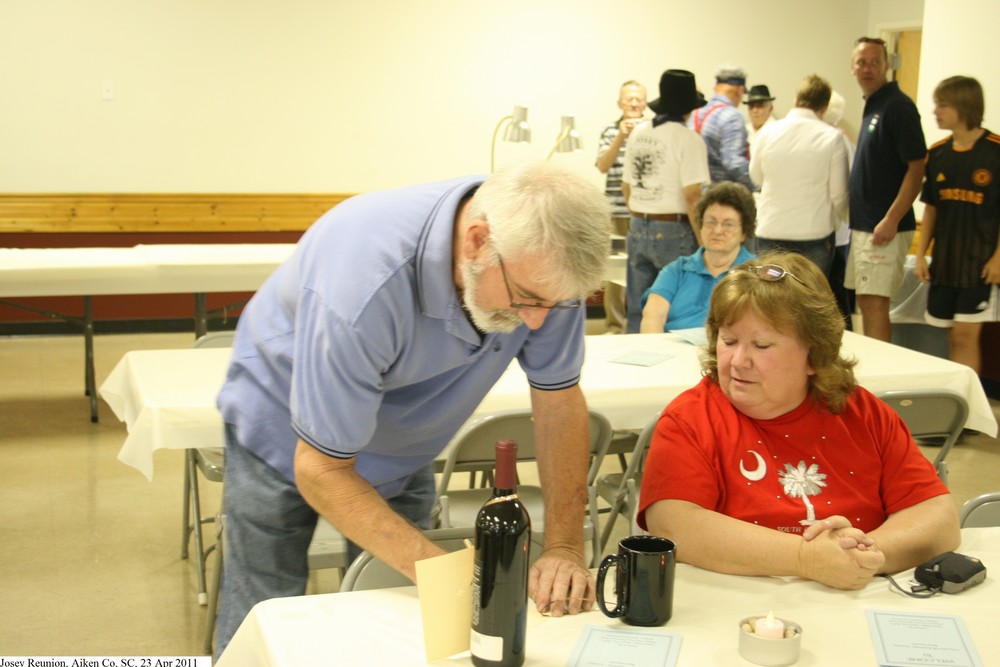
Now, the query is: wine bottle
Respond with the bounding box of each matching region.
[470,439,531,667]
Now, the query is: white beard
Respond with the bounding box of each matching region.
[460,259,523,334]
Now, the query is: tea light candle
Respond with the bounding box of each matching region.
[754,611,785,639]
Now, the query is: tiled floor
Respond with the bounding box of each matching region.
[1,328,998,656]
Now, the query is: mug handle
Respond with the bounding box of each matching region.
[596,553,627,618]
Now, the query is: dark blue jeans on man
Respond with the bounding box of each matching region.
[754,233,836,277]
[626,216,697,332]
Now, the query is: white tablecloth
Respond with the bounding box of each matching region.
[99,332,997,481]
[0,244,298,297]
[217,527,1000,667]
[889,254,931,325]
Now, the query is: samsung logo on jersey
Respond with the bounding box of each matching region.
[939,188,985,204]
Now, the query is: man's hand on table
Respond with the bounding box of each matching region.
[528,547,596,617]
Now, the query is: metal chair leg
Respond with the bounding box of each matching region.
[181,450,195,559]
[203,513,225,655]
[190,466,209,606]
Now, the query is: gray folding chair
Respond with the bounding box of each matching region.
[959,492,1000,528]
[592,413,658,554]
[606,429,640,472]
[181,331,236,605]
[340,526,543,592]
[204,515,348,654]
[877,389,968,486]
[434,409,614,567]
[307,516,349,571]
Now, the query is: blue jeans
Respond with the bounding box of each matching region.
[626,217,697,332]
[213,425,436,658]
[753,233,836,277]
[829,242,854,330]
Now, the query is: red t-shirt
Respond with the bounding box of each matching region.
[638,377,948,535]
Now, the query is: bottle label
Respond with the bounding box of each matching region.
[471,561,482,626]
[483,493,519,506]
[470,628,504,661]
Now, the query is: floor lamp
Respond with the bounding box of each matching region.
[547,115,582,159]
[490,104,531,173]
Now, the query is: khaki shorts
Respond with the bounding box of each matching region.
[844,230,914,297]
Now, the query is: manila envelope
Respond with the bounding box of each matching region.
[415,541,475,662]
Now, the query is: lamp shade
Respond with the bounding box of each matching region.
[491,104,531,172]
[503,105,531,143]
[547,115,582,159]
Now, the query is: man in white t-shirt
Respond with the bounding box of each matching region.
[622,68,710,332]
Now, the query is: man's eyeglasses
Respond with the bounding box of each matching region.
[497,256,582,310]
[733,263,807,286]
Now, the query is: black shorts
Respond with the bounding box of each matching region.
[925,283,1000,326]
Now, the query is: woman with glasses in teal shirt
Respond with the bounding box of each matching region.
[640,182,756,333]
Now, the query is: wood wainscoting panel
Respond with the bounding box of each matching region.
[0,193,354,233]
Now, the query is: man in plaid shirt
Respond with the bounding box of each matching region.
[689,65,753,190]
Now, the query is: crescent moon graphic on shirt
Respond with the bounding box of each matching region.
[739,450,767,482]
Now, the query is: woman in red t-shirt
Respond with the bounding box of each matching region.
[639,251,960,590]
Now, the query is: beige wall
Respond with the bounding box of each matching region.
[918,0,999,147]
[0,1,912,193]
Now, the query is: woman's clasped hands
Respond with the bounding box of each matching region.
[799,516,886,589]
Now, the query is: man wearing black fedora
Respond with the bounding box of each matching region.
[620,69,709,333]
[744,84,777,156]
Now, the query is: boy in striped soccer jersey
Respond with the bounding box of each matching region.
[915,76,1000,372]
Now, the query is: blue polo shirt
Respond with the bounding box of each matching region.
[217,176,586,496]
[641,246,755,331]
[849,81,926,233]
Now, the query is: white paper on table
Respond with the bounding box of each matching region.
[610,351,673,367]
[415,542,475,662]
[565,624,682,667]
[866,608,984,667]
[670,327,709,346]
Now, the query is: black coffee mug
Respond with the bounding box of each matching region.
[596,535,676,626]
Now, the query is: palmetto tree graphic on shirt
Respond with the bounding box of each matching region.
[778,461,828,525]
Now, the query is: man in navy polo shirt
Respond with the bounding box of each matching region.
[846,36,926,341]
[213,162,611,656]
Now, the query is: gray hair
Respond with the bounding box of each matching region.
[467,161,611,299]
[715,64,747,84]
[824,90,846,127]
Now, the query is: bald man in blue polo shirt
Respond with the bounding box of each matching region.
[213,162,611,656]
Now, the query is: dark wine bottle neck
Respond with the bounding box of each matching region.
[494,439,517,491]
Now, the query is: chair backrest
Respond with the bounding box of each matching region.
[593,412,660,554]
[620,413,657,488]
[877,389,968,484]
[193,331,236,349]
[340,526,547,592]
[435,408,614,499]
[339,526,477,592]
[959,492,1000,528]
[608,414,657,521]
